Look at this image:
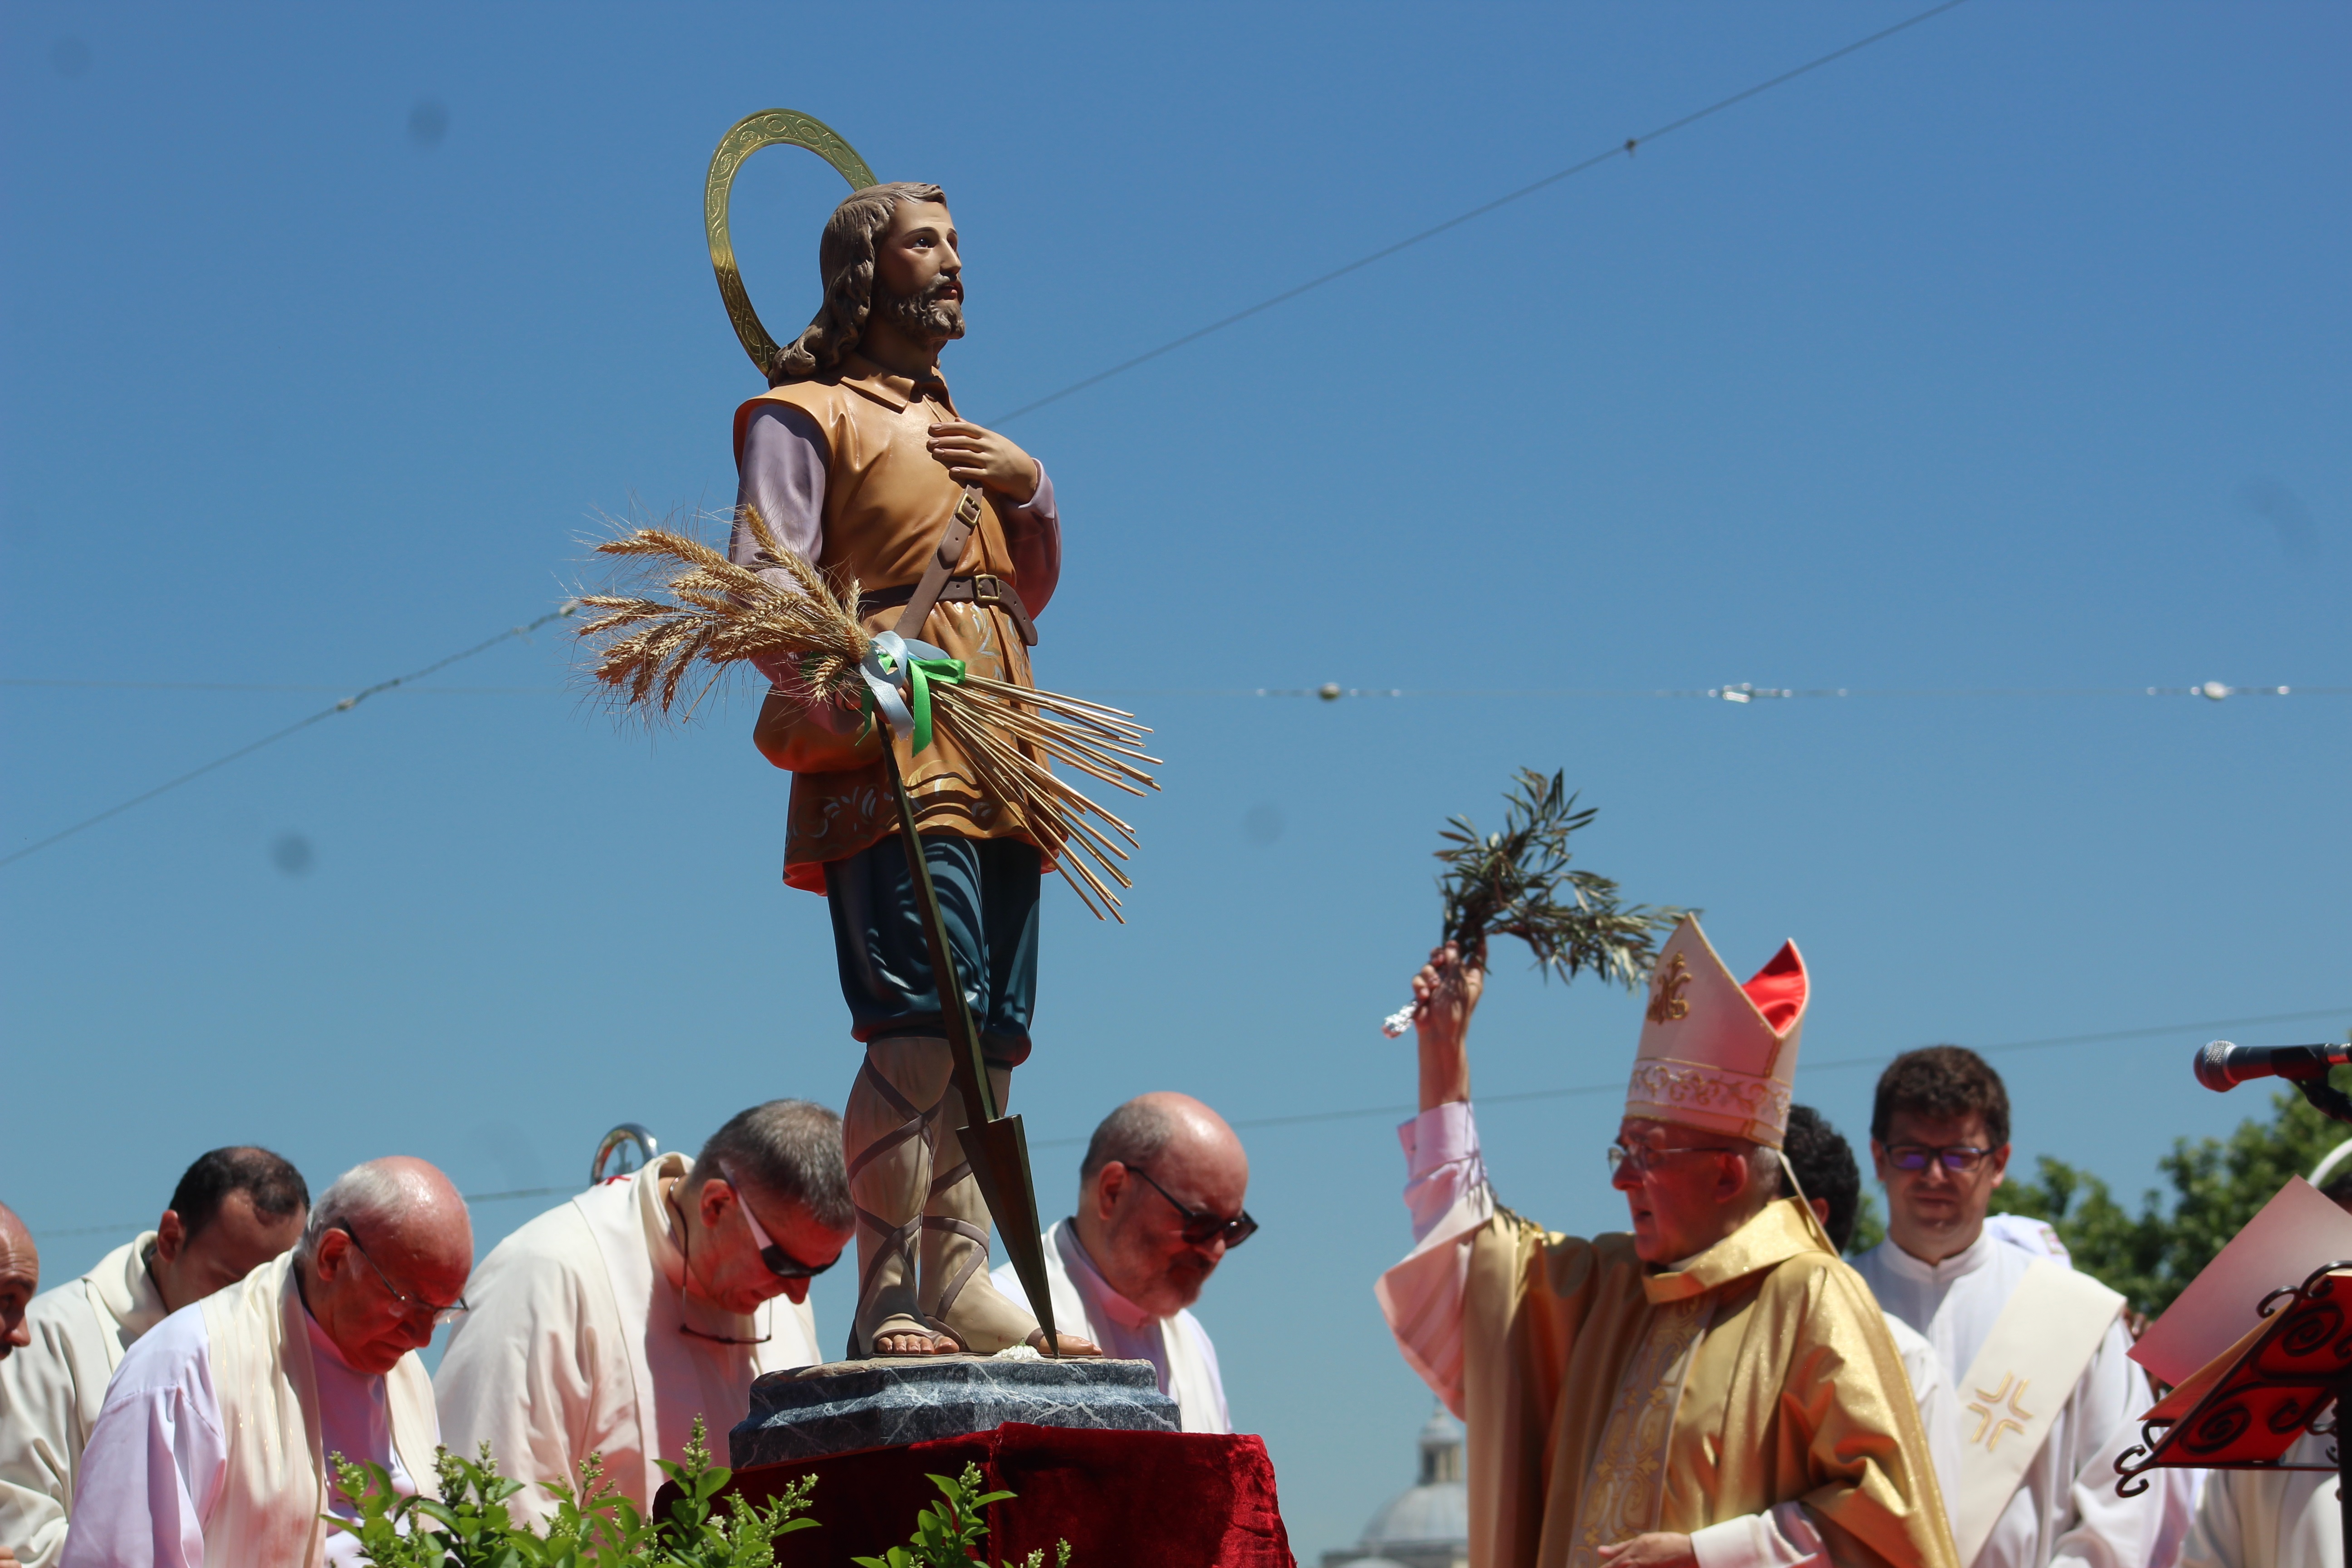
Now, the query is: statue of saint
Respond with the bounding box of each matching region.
[728,181,1098,1360]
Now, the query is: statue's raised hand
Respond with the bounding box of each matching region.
[926,421,1040,502]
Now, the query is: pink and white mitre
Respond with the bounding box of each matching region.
[1624,916,1809,1149]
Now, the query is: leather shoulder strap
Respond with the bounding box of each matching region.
[891,486,985,638]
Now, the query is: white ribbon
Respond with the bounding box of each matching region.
[858,631,949,742]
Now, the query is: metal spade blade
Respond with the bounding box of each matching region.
[882,743,1059,1356]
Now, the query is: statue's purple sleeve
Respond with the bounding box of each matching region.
[732,404,829,574]
[731,405,828,687]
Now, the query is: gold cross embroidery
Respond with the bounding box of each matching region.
[1966,1373,2034,1451]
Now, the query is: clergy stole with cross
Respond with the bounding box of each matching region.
[1947,1261,2124,1566]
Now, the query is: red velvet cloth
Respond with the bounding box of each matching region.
[714,1424,1293,1568]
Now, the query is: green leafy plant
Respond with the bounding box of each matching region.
[849,1463,1069,1568]
[328,1416,815,1568]
[646,1419,818,1568]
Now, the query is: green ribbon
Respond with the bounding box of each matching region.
[900,654,965,754]
[859,633,966,755]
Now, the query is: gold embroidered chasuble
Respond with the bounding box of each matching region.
[1452,1198,1956,1568]
[734,357,1044,891]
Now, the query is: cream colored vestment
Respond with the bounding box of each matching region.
[2182,1430,2339,1568]
[58,1250,438,1568]
[433,1154,821,1529]
[1379,1104,1957,1568]
[0,1234,169,1568]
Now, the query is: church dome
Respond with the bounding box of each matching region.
[1358,1408,1467,1554]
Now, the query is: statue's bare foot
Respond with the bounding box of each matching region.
[870,1323,958,1356]
[1029,1329,1102,1357]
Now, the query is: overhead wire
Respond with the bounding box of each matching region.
[0,606,578,870]
[5,5,1992,862]
[1030,1002,2352,1148]
[28,1002,2346,1237]
[985,0,1975,426]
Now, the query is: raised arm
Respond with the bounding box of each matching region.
[1414,941,1482,1111]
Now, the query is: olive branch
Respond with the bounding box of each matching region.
[1382,769,1689,1035]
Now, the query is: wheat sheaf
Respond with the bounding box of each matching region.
[576,508,1159,919]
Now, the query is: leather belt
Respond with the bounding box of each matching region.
[862,573,1038,647]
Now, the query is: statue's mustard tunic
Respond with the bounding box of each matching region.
[1383,1195,1958,1568]
[733,355,1043,892]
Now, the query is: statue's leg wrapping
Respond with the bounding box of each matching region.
[921,1059,1040,1352]
[828,835,1045,1354]
[843,1034,952,1356]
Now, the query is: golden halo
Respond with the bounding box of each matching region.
[705,109,878,374]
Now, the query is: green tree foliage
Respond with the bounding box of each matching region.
[1990,1056,2352,1317]
[1847,1191,1887,1258]
[850,1464,1071,1568]
[327,1416,817,1568]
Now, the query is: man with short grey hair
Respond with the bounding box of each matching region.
[0,1147,308,1568]
[436,1101,854,1528]
[991,1093,1252,1432]
[61,1157,469,1567]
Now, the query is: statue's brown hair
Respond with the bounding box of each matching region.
[771,181,948,384]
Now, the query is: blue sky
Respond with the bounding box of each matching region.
[4,2,2346,1554]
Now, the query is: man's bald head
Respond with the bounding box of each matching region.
[299,1158,472,1375]
[1076,1093,1251,1317]
[1080,1093,1248,1189]
[0,1202,38,1361]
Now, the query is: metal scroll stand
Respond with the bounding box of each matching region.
[2118,1042,2352,1555]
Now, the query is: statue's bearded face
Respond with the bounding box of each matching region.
[872,198,965,345]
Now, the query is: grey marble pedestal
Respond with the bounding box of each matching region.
[730,1356,1179,1468]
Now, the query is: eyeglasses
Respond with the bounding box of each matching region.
[335,1224,469,1328]
[1885,1143,1996,1174]
[716,1166,839,1281]
[1605,1142,1740,1175]
[1127,1167,1258,1250]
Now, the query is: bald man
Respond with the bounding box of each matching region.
[0,1206,34,1568]
[991,1094,1254,1432]
[60,1159,471,1568]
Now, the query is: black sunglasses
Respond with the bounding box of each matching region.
[1127,1167,1258,1250]
[716,1165,839,1280]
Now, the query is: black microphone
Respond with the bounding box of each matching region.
[2195,1039,2352,1092]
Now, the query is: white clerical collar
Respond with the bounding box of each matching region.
[641,1154,693,1294]
[1881,1225,1997,1284]
[1058,1221,1156,1331]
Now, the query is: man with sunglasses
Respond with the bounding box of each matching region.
[988,1094,1252,1433]
[60,1158,471,1568]
[1849,1048,2163,1568]
[435,1100,853,1531]
[1377,920,1956,1568]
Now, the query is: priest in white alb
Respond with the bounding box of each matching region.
[434,1100,853,1529]
[1850,1047,2168,1568]
[59,1158,470,1568]
[0,1147,309,1568]
[991,1093,1251,1433]
[1378,919,1957,1568]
